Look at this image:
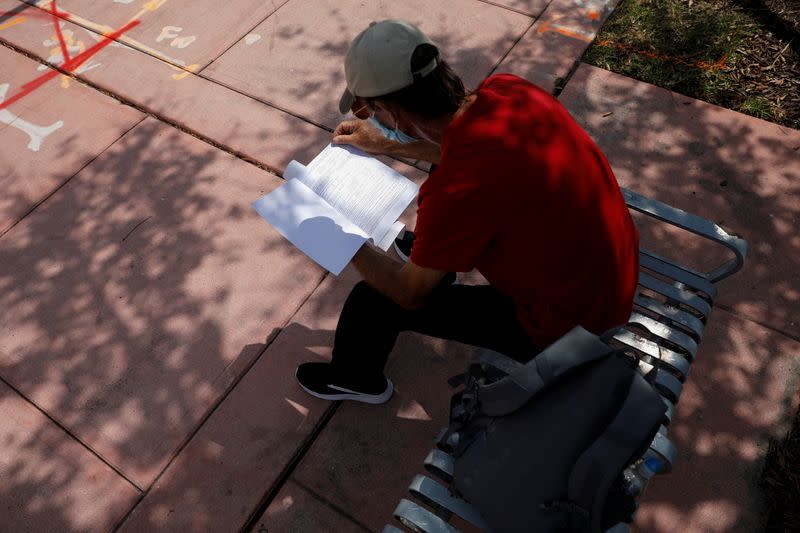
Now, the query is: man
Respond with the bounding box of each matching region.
[295,20,639,404]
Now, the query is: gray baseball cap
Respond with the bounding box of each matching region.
[338,20,438,114]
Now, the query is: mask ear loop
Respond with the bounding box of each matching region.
[368,103,401,136]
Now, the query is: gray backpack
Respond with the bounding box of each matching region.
[439,326,667,532]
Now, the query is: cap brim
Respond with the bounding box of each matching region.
[338,88,355,115]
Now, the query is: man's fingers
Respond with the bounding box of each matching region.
[333,120,359,137]
[332,133,353,145]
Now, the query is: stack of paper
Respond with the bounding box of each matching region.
[252,144,419,275]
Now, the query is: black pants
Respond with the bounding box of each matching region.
[331,281,541,380]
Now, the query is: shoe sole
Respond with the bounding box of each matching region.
[296,372,394,405]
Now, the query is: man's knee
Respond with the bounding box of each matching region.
[347,280,388,306]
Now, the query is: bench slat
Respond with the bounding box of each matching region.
[639,251,716,300]
[424,449,454,483]
[629,312,699,358]
[639,273,712,319]
[615,330,692,378]
[653,369,683,404]
[393,499,462,533]
[649,431,678,472]
[662,397,676,424]
[410,475,493,531]
[634,294,705,341]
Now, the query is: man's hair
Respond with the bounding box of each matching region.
[370,43,466,119]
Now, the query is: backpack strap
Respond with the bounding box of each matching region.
[478,327,614,417]
[567,371,667,531]
[472,347,524,375]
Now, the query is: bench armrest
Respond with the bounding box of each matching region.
[622,187,748,283]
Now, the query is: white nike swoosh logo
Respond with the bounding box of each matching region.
[327,384,366,395]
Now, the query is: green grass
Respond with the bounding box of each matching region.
[761,401,800,532]
[739,96,777,120]
[584,0,782,120]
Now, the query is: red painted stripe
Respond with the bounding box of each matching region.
[50,0,71,63]
[0,19,140,110]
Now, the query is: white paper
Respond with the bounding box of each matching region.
[375,221,406,251]
[252,179,368,275]
[299,144,418,242]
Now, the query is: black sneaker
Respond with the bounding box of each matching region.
[295,362,394,404]
[393,231,416,262]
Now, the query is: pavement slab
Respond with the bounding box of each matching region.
[496,0,620,93]
[0,116,326,489]
[0,43,143,235]
[0,0,333,173]
[203,0,533,129]
[0,379,140,532]
[19,0,291,70]
[559,63,800,340]
[632,308,800,533]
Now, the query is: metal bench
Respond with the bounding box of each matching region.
[383,187,748,533]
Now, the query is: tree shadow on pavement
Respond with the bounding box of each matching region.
[559,63,800,533]
[0,117,325,531]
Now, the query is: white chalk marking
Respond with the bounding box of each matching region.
[0,83,65,152]
[244,33,261,45]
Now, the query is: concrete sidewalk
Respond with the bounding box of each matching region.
[0,0,797,531]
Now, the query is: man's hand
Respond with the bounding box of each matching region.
[333,120,392,155]
[332,119,442,164]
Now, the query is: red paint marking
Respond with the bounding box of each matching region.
[49,0,71,63]
[595,39,728,72]
[49,2,71,61]
[0,19,140,110]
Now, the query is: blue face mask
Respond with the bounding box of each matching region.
[369,116,419,144]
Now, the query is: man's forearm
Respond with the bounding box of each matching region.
[384,140,441,164]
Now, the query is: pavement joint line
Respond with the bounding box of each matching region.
[486,15,536,79]
[0,114,147,240]
[240,401,341,533]
[552,56,586,98]
[0,372,145,493]
[475,0,552,18]
[198,0,294,75]
[0,0,31,25]
[292,479,373,532]
[715,304,800,344]
[111,270,329,532]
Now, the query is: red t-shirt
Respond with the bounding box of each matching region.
[410,74,639,346]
